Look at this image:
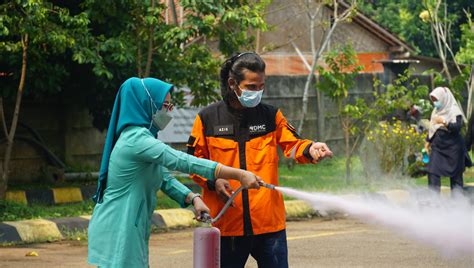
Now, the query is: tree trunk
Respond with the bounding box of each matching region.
[297,18,338,135]
[296,0,356,135]
[255,29,261,53]
[0,97,6,198]
[298,18,316,135]
[0,161,4,199]
[169,0,179,26]
[428,1,452,82]
[341,113,351,183]
[0,97,8,138]
[429,1,469,121]
[298,5,339,134]
[345,154,351,183]
[144,0,155,77]
[137,41,143,77]
[344,130,352,183]
[467,65,474,122]
[312,15,325,141]
[0,34,28,200]
[316,87,325,141]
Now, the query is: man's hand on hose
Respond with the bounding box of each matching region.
[215,178,235,206]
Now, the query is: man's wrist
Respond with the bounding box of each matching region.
[303,142,313,161]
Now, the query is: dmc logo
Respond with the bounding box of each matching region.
[249,124,266,132]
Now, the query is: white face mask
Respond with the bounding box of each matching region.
[234,86,264,108]
[141,79,173,130]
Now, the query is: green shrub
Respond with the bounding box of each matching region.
[366,120,425,175]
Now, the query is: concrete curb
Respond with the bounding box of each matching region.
[2,185,473,244]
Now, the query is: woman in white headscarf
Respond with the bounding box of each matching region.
[424,87,471,194]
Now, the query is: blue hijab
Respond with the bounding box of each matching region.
[93,77,173,203]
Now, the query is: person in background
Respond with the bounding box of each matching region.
[187,52,333,268]
[407,103,429,134]
[424,87,471,195]
[87,77,262,268]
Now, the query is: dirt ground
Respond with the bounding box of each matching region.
[1,218,473,267]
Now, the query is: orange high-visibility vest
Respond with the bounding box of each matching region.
[187,101,313,236]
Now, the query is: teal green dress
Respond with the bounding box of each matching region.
[88,126,217,267]
[87,77,218,267]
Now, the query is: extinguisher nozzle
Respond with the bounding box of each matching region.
[258,181,276,190]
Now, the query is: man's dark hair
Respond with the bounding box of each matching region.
[220,52,266,103]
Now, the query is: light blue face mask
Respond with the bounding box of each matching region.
[433,101,443,110]
[234,87,264,108]
[141,79,173,130]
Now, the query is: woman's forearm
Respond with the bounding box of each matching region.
[214,163,243,182]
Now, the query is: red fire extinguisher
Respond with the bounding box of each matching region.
[193,226,220,268]
[193,182,276,268]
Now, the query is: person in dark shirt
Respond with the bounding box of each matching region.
[424,87,470,195]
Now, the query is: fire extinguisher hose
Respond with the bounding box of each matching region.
[199,181,276,223]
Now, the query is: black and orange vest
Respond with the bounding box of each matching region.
[188,101,313,236]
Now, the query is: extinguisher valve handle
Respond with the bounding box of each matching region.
[199,212,213,223]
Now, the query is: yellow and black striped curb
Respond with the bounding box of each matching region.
[5,185,97,205]
[5,183,200,205]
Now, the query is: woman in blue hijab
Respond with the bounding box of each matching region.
[88,77,261,267]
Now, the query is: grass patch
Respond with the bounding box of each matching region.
[156,191,181,209]
[279,157,369,192]
[0,191,182,222]
[61,228,88,244]
[413,168,474,186]
[0,200,96,222]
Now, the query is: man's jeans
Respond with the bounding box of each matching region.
[220,229,288,268]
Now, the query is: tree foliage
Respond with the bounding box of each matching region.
[456,11,474,64]
[1,0,269,130]
[0,0,91,199]
[318,44,363,103]
[358,0,473,57]
[0,0,269,199]
[0,0,90,99]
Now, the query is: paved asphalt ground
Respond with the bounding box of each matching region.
[1,217,472,268]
